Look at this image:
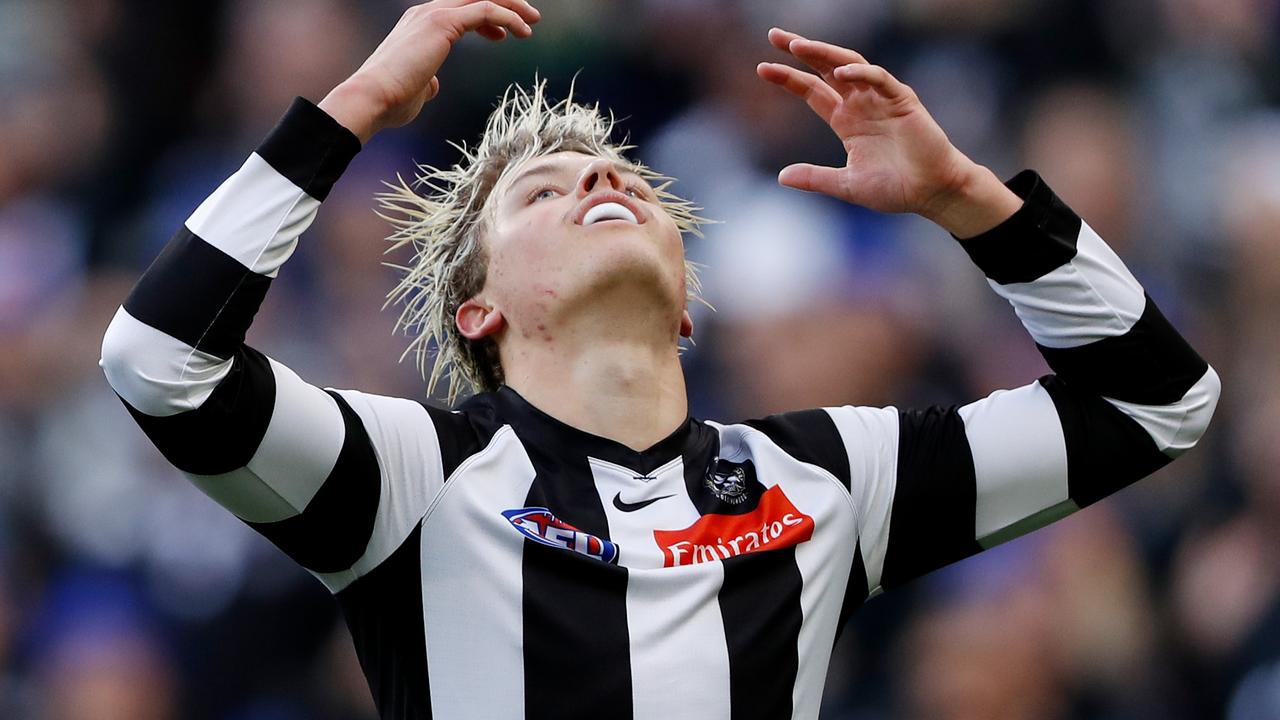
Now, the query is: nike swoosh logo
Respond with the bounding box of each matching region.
[612,492,675,513]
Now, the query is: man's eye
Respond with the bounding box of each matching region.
[531,188,558,202]
[625,185,646,199]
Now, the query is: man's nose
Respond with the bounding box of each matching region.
[576,159,624,195]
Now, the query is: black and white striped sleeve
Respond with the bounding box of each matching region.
[827,171,1220,597]
[99,99,455,591]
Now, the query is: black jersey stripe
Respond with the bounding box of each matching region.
[121,345,275,474]
[744,410,852,491]
[247,391,381,573]
[720,547,803,720]
[955,171,1081,284]
[337,523,431,720]
[1036,296,1210,406]
[520,448,632,720]
[879,406,981,590]
[1038,375,1172,507]
[123,228,270,359]
[257,97,361,201]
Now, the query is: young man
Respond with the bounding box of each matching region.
[100,1,1219,718]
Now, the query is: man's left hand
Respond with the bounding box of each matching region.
[758,28,1021,238]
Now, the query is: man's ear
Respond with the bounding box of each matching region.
[679,309,694,339]
[456,298,505,340]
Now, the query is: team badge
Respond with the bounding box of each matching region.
[502,507,620,564]
[704,459,749,504]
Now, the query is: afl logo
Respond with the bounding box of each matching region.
[502,507,620,564]
[705,460,749,504]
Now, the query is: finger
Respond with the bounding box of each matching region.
[788,37,869,71]
[778,163,846,196]
[833,63,911,100]
[430,0,541,25]
[484,0,541,24]
[476,23,508,41]
[768,27,804,54]
[438,1,533,38]
[756,62,840,123]
[770,30,867,97]
[426,75,441,102]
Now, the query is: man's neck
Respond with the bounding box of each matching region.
[499,319,689,453]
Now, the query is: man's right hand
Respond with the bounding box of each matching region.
[319,0,541,143]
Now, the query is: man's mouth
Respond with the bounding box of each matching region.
[582,202,639,225]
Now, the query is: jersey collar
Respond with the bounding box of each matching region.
[474,385,714,476]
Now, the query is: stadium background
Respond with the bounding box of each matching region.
[1,0,1277,717]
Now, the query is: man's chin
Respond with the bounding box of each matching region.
[553,259,684,319]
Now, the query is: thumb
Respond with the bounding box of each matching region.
[778,163,844,196]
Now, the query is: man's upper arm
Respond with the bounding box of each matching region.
[826,378,1171,599]
[137,362,460,590]
[834,383,1074,595]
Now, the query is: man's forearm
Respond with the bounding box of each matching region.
[958,171,1218,466]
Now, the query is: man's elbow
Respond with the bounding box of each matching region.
[1172,364,1221,457]
[100,307,193,417]
[100,307,142,391]
[1103,365,1221,460]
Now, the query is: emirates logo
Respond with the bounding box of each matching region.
[653,485,815,567]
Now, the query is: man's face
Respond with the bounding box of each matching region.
[467,150,691,342]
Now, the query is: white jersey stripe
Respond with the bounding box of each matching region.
[991,221,1146,348]
[590,456,692,569]
[185,152,320,278]
[959,381,1070,544]
[420,427,533,720]
[242,359,345,512]
[99,307,232,417]
[591,457,732,720]
[821,406,900,594]
[185,467,299,524]
[627,565,732,720]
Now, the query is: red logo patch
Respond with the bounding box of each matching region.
[653,485,815,567]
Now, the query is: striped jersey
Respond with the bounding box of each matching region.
[100,98,1220,720]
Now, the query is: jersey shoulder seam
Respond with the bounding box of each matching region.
[419,424,517,531]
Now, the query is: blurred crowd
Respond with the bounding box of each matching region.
[1,0,1277,717]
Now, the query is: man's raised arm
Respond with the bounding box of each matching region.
[99,1,540,583]
[757,29,1220,593]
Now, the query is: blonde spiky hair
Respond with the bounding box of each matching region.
[377,79,708,405]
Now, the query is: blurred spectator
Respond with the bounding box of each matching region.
[27,571,177,720]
